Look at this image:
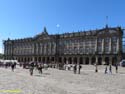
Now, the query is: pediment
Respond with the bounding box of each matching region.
[34,27,51,40]
[36,33,50,40]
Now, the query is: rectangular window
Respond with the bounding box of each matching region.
[112,36,117,42]
[105,38,110,42]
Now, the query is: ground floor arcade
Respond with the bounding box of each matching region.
[5,55,121,65]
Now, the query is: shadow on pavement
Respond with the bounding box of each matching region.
[34,73,50,77]
[34,75,43,77]
[43,73,50,75]
[119,72,125,75]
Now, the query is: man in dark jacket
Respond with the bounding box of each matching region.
[11,63,15,72]
[29,62,34,76]
[115,63,118,73]
[78,64,82,74]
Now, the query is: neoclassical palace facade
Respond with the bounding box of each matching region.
[3,26,123,65]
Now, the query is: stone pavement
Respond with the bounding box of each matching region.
[0,65,125,94]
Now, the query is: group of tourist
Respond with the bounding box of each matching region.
[95,63,119,74]
[29,62,44,76]
[21,62,120,75]
[73,64,82,74]
[0,60,120,76]
[24,62,83,76]
[0,61,17,71]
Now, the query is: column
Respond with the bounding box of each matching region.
[89,57,92,65]
[117,38,119,52]
[45,57,47,63]
[77,57,80,65]
[77,40,80,54]
[117,56,121,65]
[109,57,112,65]
[109,38,112,53]
[62,57,64,64]
[40,43,42,55]
[54,56,57,64]
[32,43,35,55]
[23,57,25,62]
[49,43,51,55]
[37,57,39,62]
[72,57,74,64]
[102,57,105,65]
[83,41,85,54]
[102,39,104,53]
[83,57,85,64]
[89,39,92,54]
[36,43,39,55]
[96,56,98,64]
[66,57,68,64]
[32,56,35,62]
[95,38,98,52]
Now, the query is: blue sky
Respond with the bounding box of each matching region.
[0,0,125,53]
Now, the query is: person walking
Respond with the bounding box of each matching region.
[73,64,77,74]
[11,63,15,72]
[78,64,82,74]
[105,65,108,74]
[68,64,71,70]
[14,62,17,68]
[115,63,118,73]
[5,63,8,68]
[29,62,34,76]
[38,64,43,74]
[109,64,112,74]
[95,63,98,73]
[23,63,26,69]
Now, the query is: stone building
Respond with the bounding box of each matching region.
[3,26,123,65]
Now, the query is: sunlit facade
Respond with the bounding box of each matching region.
[3,26,123,65]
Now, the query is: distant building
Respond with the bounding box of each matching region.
[3,26,123,65]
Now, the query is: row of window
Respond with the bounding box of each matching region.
[4,37,119,55]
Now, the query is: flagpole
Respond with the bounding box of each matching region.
[106,16,108,26]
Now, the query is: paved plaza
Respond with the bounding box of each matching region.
[0,65,125,94]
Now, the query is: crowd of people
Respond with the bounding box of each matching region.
[28,62,46,76]
[0,61,17,71]
[95,63,119,74]
[0,60,120,76]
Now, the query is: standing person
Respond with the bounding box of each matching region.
[68,64,70,70]
[105,65,108,74]
[38,64,43,74]
[115,63,118,73]
[29,62,34,76]
[109,64,112,74]
[63,64,66,70]
[14,62,17,68]
[44,63,48,70]
[19,63,22,67]
[11,63,15,72]
[73,64,77,74]
[95,63,98,73]
[35,62,39,71]
[78,64,82,74]
[23,63,26,69]
[5,63,7,68]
